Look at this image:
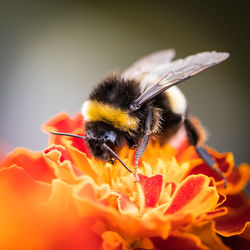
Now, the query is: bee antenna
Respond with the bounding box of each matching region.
[102,143,133,173]
[50,131,87,141]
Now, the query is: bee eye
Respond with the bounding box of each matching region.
[86,132,92,138]
[103,131,117,144]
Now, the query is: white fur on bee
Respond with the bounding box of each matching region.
[165,86,187,115]
[82,101,90,121]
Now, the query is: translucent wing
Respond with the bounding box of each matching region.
[122,49,175,91]
[129,51,229,111]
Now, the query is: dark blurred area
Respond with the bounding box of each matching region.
[0,1,249,164]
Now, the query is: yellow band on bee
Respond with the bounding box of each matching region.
[82,100,139,132]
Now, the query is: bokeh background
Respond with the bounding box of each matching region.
[0,1,249,164]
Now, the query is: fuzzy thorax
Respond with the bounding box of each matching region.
[82,100,139,133]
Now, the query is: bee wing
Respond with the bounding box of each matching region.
[129,51,229,111]
[122,49,176,89]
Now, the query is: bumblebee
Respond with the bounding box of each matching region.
[51,50,229,185]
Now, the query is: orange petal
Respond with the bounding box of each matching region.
[75,176,111,205]
[112,192,139,215]
[0,148,55,183]
[0,165,53,249]
[75,191,172,240]
[64,139,100,182]
[0,165,51,202]
[176,145,198,162]
[133,237,154,249]
[143,143,176,165]
[44,145,69,163]
[101,231,123,249]
[43,145,83,184]
[39,212,102,250]
[165,182,177,197]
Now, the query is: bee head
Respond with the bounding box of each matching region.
[85,122,125,161]
[50,123,132,173]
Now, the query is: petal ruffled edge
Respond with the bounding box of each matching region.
[0,147,55,183]
[215,192,250,237]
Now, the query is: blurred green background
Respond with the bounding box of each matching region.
[0,1,249,164]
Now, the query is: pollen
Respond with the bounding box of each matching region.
[82,100,139,132]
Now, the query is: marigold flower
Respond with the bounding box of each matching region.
[0,112,249,250]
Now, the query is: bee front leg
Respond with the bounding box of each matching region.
[134,108,152,182]
[134,134,149,181]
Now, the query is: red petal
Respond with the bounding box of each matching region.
[215,192,250,236]
[43,113,87,151]
[68,135,91,157]
[43,112,83,133]
[209,148,234,174]
[152,232,208,250]
[188,163,224,183]
[180,147,234,182]
[221,236,250,250]
[226,164,250,194]
[227,167,243,185]
[138,174,163,208]
[164,175,216,215]
[203,207,228,220]
[217,193,227,206]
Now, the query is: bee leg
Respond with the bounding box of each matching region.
[184,118,227,188]
[195,147,227,187]
[134,108,153,182]
[135,134,149,181]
